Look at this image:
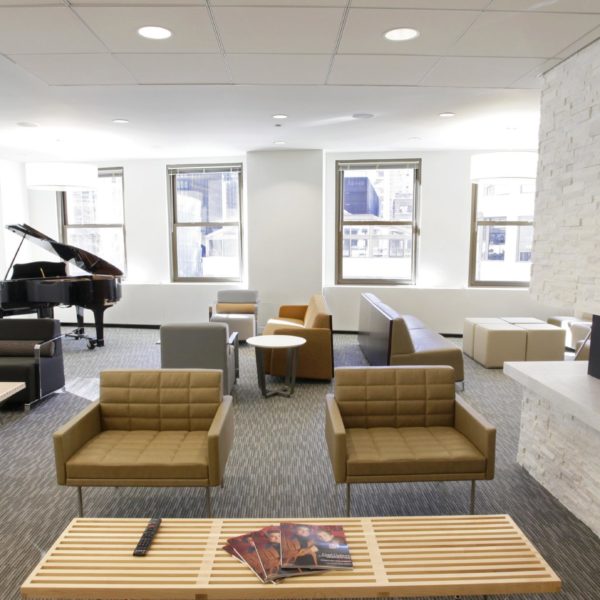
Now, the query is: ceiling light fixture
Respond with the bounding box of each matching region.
[112,118,129,124]
[273,140,286,145]
[384,27,420,42]
[272,114,288,120]
[352,113,374,119]
[17,121,39,128]
[439,112,456,118]
[408,137,422,141]
[137,26,172,40]
[25,162,98,191]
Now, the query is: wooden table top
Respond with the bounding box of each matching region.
[0,381,25,404]
[21,515,561,600]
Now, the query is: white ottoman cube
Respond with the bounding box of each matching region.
[462,318,504,357]
[473,323,527,368]
[519,324,566,361]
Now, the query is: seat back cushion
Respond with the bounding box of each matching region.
[0,340,54,357]
[0,317,60,342]
[215,302,257,314]
[303,294,332,329]
[390,318,416,355]
[160,323,228,370]
[217,289,258,304]
[99,369,222,431]
[334,366,455,428]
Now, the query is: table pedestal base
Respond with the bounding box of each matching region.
[254,346,299,398]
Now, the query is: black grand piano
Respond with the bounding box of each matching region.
[0,224,122,348]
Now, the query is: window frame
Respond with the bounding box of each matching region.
[59,166,127,275]
[468,183,533,288]
[167,163,244,283]
[335,158,421,286]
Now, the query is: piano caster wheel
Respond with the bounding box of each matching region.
[87,340,97,350]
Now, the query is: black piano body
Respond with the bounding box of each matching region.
[0,224,123,348]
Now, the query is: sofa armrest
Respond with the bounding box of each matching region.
[279,305,308,320]
[208,396,234,486]
[454,395,496,480]
[53,402,102,485]
[325,394,346,483]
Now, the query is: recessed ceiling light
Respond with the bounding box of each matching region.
[272,114,288,120]
[384,27,420,42]
[137,26,172,40]
[408,137,422,141]
[352,113,374,119]
[439,112,456,118]
[112,118,129,124]
[273,140,286,145]
[17,121,39,128]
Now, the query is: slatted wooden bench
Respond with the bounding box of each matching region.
[21,515,560,599]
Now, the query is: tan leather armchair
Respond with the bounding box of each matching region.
[325,365,495,516]
[53,369,234,517]
[263,294,333,380]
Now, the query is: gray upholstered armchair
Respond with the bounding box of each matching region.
[160,323,239,394]
[209,289,259,341]
[0,318,64,410]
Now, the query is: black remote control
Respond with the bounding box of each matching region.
[133,518,161,556]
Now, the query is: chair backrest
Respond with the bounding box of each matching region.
[303,294,332,329]
[0,318,62,357]
[99,369,222,431]
[160,322,229,370]
[390,317,416,355]
[334,366,455,428]
[217,289,258,304]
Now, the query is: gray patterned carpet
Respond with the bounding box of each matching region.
[0,330,598,600]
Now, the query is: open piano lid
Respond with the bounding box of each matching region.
[7,224,123,277]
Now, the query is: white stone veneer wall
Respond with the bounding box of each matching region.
[518,390,600,537]
[531,39,600,315]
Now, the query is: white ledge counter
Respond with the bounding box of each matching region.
[504,360,600,536]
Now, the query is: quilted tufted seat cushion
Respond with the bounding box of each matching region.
[346,426,485,477]
[66,430,208,481]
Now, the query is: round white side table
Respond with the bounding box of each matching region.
[246,335,307,397]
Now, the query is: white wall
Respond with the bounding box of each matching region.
[247,150,323,325]
[0,148,561,333]
[0,160,30,274]
[323,151,557,332]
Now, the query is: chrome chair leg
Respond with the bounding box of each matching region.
[77,487,84,517]
[346,483,351,517]
[470,480,476,515]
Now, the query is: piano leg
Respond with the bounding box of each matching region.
[37,307,54,318]
[75,306,85,336]
[92,307,106,348]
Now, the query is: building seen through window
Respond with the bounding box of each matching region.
[336,160,419,284]
[61,167,126,274]
[470,179,535,286]
[169,165,242,281]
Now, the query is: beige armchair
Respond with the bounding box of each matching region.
[53,369,234,518]
[263,294,333,380]
[325,366,495,516]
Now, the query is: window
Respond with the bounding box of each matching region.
[469,179,535,287]
[168,164,243,281]
[336,159,420,284]
[61,167,126,274]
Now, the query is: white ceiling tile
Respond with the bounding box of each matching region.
[228,54,330,84]
[0,7,106,53]
[73,6,219,52]
[338,8,480,54]
[510,58,561,88]
[211,0,346,5]
[487,0,600,13]
[421,56,547,87]
[212,6,344,53]
[351,1,489,7]
[115,53,230,84]
[556,25,600,58]
[72,1,205,4]
[452,11,600,57]
[329,54,440,85]
[10,53,136,85]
